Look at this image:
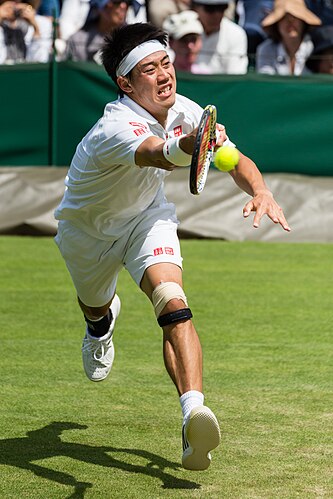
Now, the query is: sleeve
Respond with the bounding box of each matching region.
[226,26,248,75]
[0,28,6,64]
[256,41,276,75]
[25,17,53,63]
[94,116,155,168]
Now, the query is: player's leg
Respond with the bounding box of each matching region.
[54,220,122,381]
[140,262,202,395]
[124,200,220,470]
[141,262,221,471]
[80,293,121,382]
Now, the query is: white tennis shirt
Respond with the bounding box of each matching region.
[55,93,205,240]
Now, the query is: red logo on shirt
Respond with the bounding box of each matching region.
[173,125,182,137]
[133,128,147,137]
[153,247,164,256]
[129,121,149,137]
[165,247,174,255]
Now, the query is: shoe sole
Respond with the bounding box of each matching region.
[182,406,221,471]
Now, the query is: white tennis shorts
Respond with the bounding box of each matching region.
[55,200,182,307]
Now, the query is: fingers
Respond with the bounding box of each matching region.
[243,201,253,219]
[243,199,291,232]
[216,123,227,147]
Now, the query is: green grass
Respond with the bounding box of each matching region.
[0,237,332,498]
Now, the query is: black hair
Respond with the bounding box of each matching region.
[101,23,168,88]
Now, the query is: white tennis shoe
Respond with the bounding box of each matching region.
[182,405,221,471]
[82,294,121,382]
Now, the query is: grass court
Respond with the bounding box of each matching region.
[0,236,331,498]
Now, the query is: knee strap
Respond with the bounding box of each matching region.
[152,282,188,318]
[158,308,193,327]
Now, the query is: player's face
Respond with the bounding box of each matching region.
[126,51,176,122]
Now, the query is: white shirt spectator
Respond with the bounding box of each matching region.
[196,17,248,74]
[256,34,314,75]
[0,15,52,64]
[126,0,146,23]
[59,0,90,41]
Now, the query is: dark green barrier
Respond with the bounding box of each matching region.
[1,61,333,174]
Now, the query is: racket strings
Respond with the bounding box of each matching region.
[190,104,217,195]
[197,119,214,181]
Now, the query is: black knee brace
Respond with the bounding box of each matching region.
[157,308,193,327]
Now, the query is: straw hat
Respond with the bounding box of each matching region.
[261,0,321,27]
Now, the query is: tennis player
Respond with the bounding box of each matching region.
[54,22,290,471]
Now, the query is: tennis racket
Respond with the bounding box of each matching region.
[189,104,217,195]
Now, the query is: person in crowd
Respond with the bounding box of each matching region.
[163,9,207,73]
[149,0,191,28]
[58,0,90,42]
[0,0,52,63]
[305,0,333,25]
[191,0,248,74]
[65,0,129,63]
[236,0,273,66]
[306,24,333,73]
[126,0,146,24]
[37,0,60,17]
[256,0,321,75]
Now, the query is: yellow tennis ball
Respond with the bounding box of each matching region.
[214,146,239,171]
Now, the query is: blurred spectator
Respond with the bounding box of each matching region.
[191,0,248,74]
[306,24,333,73]
[236,0,273,65]
[256,0,321,75]
[305,0,333,25]
[58,0,90,41]
[0,0,52,63]
[149,0,191,28]
[126,0,146,23]
[163,10,207,73]
[37,0,59,17]
[65,0,129,63]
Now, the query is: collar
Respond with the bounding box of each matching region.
[120,94,186,129]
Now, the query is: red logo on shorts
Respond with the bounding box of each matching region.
[173,125,182,137]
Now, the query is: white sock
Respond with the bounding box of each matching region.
[180,390,204,420]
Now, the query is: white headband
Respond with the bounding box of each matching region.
[116,40,167,77]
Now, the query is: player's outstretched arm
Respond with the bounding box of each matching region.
[135,125,228,170]
[229,152,291,232]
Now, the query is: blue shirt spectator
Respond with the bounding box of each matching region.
[305,0,333,24]
[38,0,60,17]
[236,0,274,66]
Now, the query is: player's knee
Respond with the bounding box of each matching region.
[151,282,193,328]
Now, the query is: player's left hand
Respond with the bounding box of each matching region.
[243,189,291,232]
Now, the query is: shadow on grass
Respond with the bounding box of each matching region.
[0,422,200,497]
